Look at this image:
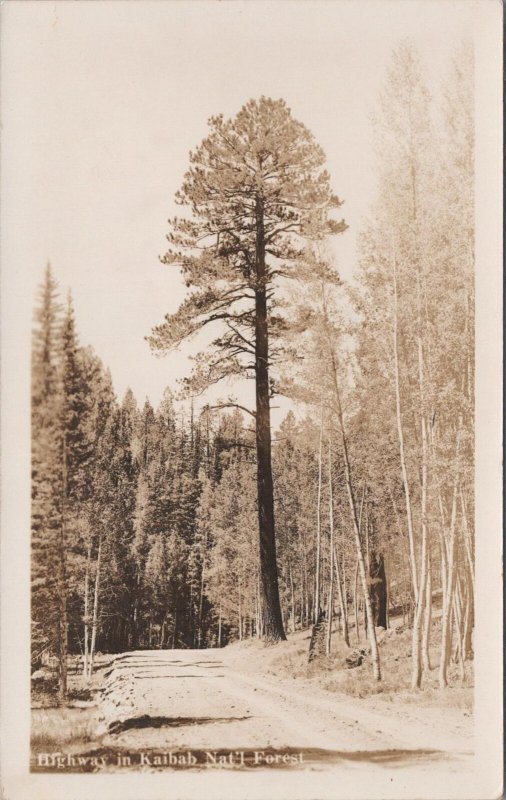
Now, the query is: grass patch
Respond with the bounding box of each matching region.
[31,706,98,750]
[232,617,474,711]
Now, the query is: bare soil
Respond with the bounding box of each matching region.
[31,630,473,787]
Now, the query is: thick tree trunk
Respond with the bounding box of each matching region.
[254,195,286,642]
[369,552,388,629]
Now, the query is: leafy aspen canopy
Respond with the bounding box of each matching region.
[148,96,347,396]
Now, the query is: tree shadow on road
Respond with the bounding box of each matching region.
[108,715,250,734]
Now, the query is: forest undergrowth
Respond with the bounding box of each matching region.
[227,612,473,711]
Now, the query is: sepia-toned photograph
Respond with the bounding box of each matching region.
[0,2,502,799]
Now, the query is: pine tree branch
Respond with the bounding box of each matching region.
[203,402,256,419]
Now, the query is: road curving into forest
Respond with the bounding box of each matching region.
[94,647,473,779]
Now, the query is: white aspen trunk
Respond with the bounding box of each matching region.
[453,571,466,667]
[390,488,415,609]
[299,525,309,627]
[341,549,348,633]
[460,490,475,593]
[352,484,367,642]
[439,480,459,688]
[391,239,418,599]
[326,439,335,656]
[256,568,262,639]
[289,560,296,633]
[422,555,432,671]
[461,576,471,663]
[411,264,430,691]
[353,558,360,643]
[385,574,389,629]
[83,541,91,678]
[327,339,381,680]
[438,413,463,688]
[411,425,429,688]
[299,567,305,630]
[452,586,465,683]
[334,543,349,647]
[238,574,243,641]
[88,534,102,679]
[365,513,370,574]
[437,499,449,602]
[314,403,324,623]
[318,279,379,678]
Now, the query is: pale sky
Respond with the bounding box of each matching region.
[2,0,477,423]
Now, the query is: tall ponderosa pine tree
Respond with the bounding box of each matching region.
[149,97,346,641]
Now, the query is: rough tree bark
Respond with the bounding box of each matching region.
[369,553,388,629]
[254,195,286,642]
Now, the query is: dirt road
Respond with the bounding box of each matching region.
[94,647,473,783]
